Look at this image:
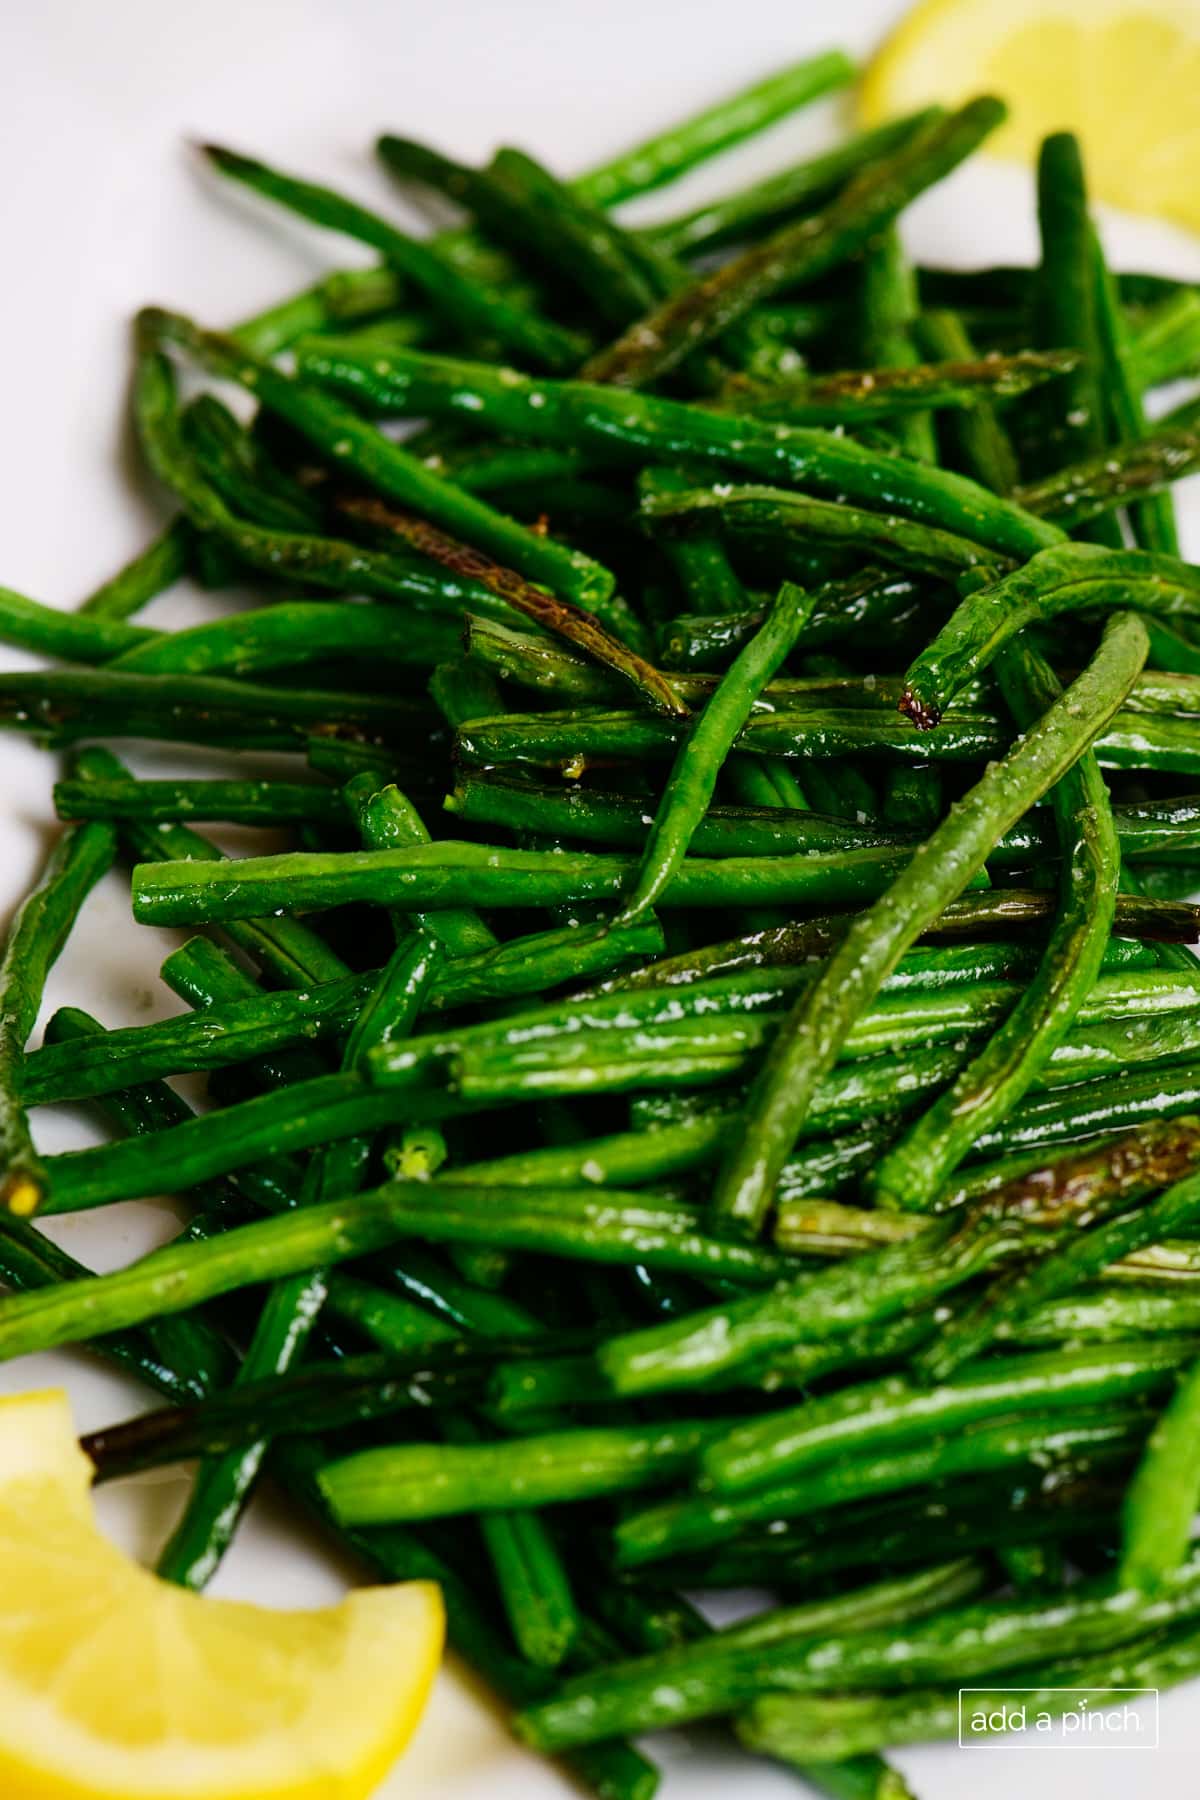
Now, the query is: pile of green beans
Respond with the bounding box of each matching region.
[5,46,1200,1800]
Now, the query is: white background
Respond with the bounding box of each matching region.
[2,1,1200,1793]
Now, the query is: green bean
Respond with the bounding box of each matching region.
[950,1116,1200,1227]
[112,599,460,677]
[1091,226,1181,555]
[800,1757,916,1800]
[455,708,1014,767]
[54,776,348,829]
[901,544,1200,726]
[452,996,1200,1109]
[0,665,413,753]
[624,1037,1200,1157]
[642,114,937,257]
[0,584,155,662]
[439,1413,580,1670]
[1028,136,1116,532]
[142,311,623,626]
[710,611,1148,1238]
[616,1410,1145,1566]
[377,1248,543,1342]
[1016,1288,1200,1345]
[320,1415,731,1524]
[446,773,895,857]
[336,494,682,714]
[702,1338,1195,1496]
[41,1072,406,1211]
[322,1270,457,1352]
[344,1184,798,1284]
[152,905,656,1030]
[643,482,1001,578]
[76,517,194,618]
[443,1055,1168,1209]
[433,919,666,1010]
[569,50,855,210]
[294,343,1062,561]
[200,145,584,373]
[977,1059,1200,1161]
[616,583,813,920]
[582,1582,706,1660]
[236,267,409,359]
[84,1346,532,1478]
[583,99,1006,386]
[16,79,1200,1790]
[0,819,115,1214]
[717,348,1078,426]
[916,1167,1200,1384]
[130,837,949,925]
[1015,426,1200,529]
[515,1560,985,1749]
[378,951,1197,1082]
[1120,1352,1200,1593]
[165,951,517,1357]
[571,50,855,210]
[857,226,936,460]
[1163,385,1200,433]
[879,762,941,835]
[22,974,373,1104]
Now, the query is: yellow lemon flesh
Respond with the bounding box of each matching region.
[861,0,1200,234]
[0,1389,444,1800]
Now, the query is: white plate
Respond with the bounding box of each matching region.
[2,1,1200,1793]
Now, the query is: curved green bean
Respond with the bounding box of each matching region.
[616,582,813,919]
[901,543,1200,728]
[0,820,116,1214]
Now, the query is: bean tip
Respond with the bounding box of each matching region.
[898,686,941,731]
[199,143,258,179]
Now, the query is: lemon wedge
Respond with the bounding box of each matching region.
[0,1389,443,1800]
[861,0,1200,234]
